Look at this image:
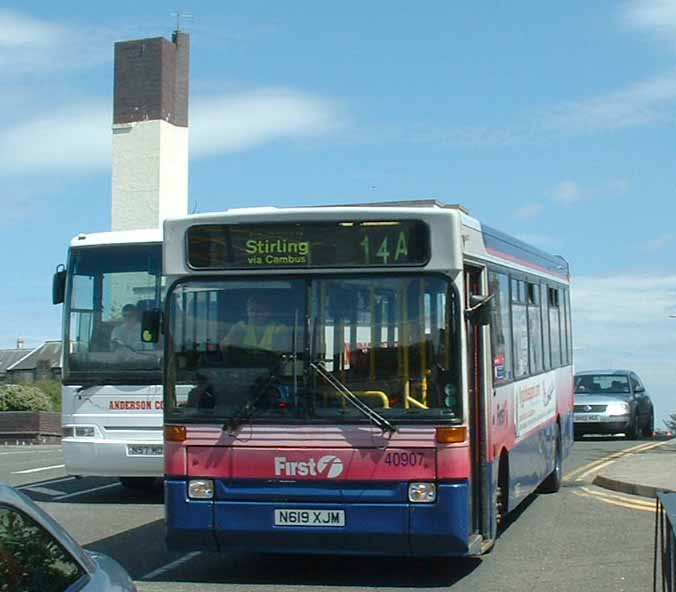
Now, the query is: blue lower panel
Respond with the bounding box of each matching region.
[165,480,218,551]
[410,483,471,556]
[166,480,471,557]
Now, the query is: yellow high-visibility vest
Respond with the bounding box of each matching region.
[242,323,285,350]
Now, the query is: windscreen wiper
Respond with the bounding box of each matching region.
[224,354,293,434]
[309,361,397,434]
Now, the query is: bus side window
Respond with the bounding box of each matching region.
[511,278,529,379]
[488,272,512,384]
[548,287,562,367]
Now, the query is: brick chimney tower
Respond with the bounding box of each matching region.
[111,31,190,230]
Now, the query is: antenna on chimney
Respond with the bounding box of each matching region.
[170,10,192,33]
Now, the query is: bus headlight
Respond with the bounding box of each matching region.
[408,482,437,503]
[188,479,214,499]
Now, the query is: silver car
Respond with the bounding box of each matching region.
[573,370,655,439]
[0,481,137,592]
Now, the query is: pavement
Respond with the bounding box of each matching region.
[592,437,676,498]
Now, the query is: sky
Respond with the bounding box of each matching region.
[1,1,675,425]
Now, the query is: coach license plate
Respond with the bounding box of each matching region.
[274,509,345,527]
[574,414,600,423]
[127,444,164,456]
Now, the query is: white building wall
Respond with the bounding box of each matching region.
[111,119,188,231]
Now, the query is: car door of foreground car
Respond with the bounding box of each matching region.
[0,504,90,592]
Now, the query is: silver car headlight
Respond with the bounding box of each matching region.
[607,401,630,416]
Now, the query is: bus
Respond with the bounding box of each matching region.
[151,201,573,555]
[53,229,164,489]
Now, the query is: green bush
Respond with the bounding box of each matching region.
[0,384,52,412]
[34,379,62,412]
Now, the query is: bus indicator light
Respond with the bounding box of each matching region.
[435,426,467,443]
[165,425,187,442]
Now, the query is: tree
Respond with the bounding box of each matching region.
[665,413,676,433]
[0,384,52,412]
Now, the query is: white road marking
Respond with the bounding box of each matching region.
[12,464,65,474]
[52,482,121,501]
[18,476,76,490]
[141,552,202,581]
[23,486,66,496]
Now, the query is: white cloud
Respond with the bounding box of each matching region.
[190,89,342,156]
[0,90,341,175]
[573,273,676,423]
[428,72,676,148]
[0,10,66,47]
[550,181,582,205]
[622,0,676,49]
[0,10,113,75]
[641,233,674,252]
[541,73,676,133]
[513,202,544,221]
[0,102,111,174]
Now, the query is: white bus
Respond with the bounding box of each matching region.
[53,229,164,489]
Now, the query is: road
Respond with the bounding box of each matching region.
[1,438,659,592]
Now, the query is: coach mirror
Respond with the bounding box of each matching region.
[465,294,493,326]
[142,309,162,343]
[52,264,67,305]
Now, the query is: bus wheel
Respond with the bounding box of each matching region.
[119,477,157,491]
[539,424,562,494]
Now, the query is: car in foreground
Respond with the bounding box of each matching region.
[573,369,654,439]
[0,481,136,592]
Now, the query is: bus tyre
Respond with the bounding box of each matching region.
[119,477,157,491]
[539,424,562,494]
[642,413,654,438]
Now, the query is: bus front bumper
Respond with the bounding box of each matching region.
[165,479,472,557]
[63,438,164,477]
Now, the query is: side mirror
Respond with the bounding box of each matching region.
[141,309,162,343]
[52,265,67,305]
[634,385,645,394]
[465,294,494,327]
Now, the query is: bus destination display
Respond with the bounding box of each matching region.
[187,220,429,269]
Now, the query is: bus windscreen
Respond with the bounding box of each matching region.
[186,220,429,269]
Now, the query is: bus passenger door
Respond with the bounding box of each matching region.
[464,265,491,540]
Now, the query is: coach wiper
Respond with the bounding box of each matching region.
[309,360,397,435]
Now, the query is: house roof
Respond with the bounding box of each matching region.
[0,349,34,377]
[7,341,62,372]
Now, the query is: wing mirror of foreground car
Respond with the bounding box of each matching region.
[634,386,645,394]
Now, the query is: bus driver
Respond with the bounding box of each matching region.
[220,294,291,355]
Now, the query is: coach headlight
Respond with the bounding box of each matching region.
[408,482,437,503]
[74,426,96,437]
[188,479,214,499]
